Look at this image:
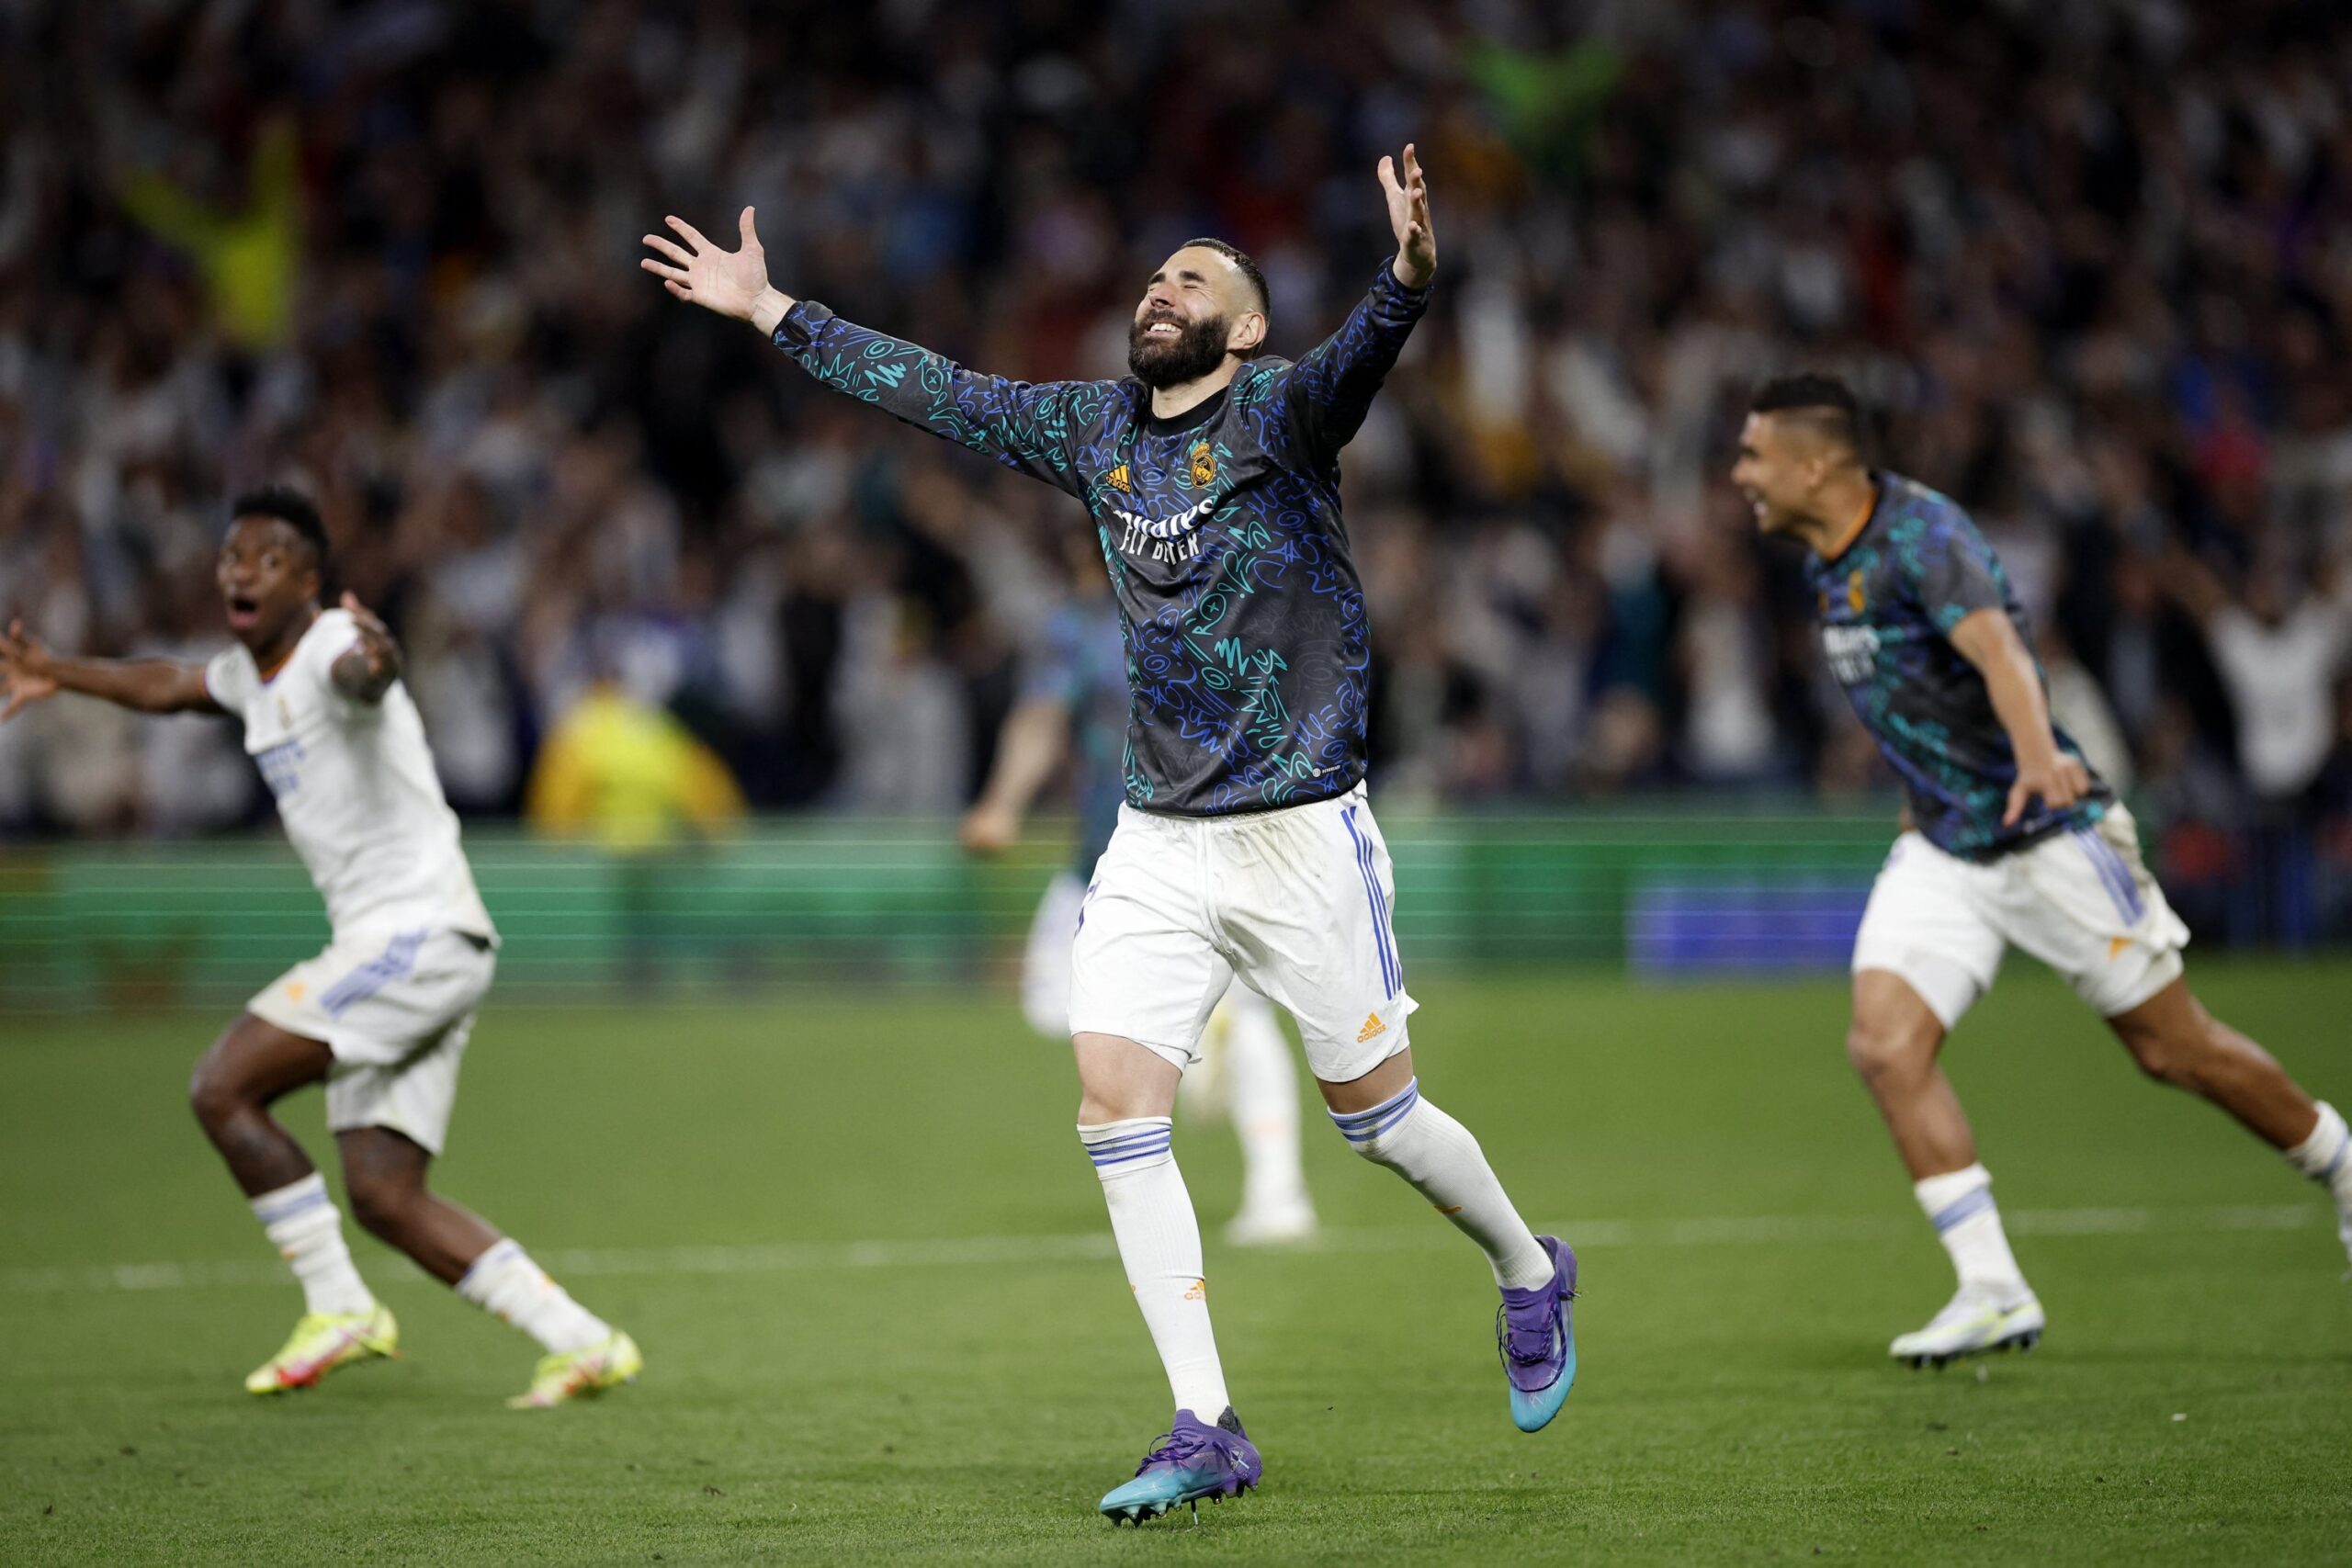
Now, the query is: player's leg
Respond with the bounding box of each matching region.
[1317,1046,1574,1429]
[333,1124,498,1283]
[1069,814,1261,1522]
[1849,969,2041,1365]
[1075,1030,1261,1521]
[1233,788,1573,1432]
[187,1011,334,1196]
[333,1123,638,1407]
[319,934,641,1408]
[2013,807,2352,1266]
[1847,834,2039,1365]
[2102,981,2352,1261]
[189,1007,397,1393]
[1214,985,1316,1246]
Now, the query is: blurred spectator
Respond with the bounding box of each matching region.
[526,678,745,852]
[2162,548,2352,946]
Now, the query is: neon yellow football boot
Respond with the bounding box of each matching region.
[244,1303,400,1394]
[506,1330,643,1409]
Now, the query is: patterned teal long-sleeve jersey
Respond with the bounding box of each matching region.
[1807,471,2113,859]
[771,265,1431,816]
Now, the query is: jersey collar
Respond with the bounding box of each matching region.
[1141,385,1227,435]
[1816,476,1881,565]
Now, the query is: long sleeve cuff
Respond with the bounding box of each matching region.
[771,299,834,353]
[1373,264,1434,312]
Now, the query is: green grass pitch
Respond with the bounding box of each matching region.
[4,963,2348,1564]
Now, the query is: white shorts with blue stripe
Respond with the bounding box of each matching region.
[1069,782,1416,1084]
[1851,805,2188,1029]
[246,926,497,1155]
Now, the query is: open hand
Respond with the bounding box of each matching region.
[1380,144,1435,288]
[0,619,58,722]
[642,208,789,330]
[2005,752,2091,827]
[330,592,403,703]
[958,801,1020,856]
[344,593,399,675]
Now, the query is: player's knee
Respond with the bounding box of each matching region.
[2117,1020,2198,1088]
[342,1167,417,1241]
[187,1050,246,1131]
[1844,1015,1933,1089]
[2112,991,2218,1089]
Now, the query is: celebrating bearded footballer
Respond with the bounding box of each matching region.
[1736,375,2352,1367]
[0,490,639,1407]
[646,145,1576,1519]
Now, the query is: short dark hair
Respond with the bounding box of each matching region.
[1182,237,1270,318]
[228,486,330,573]
[1749,373,1868,463]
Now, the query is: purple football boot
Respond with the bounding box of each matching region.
[1498,1234,1577,1432]
[1098,1406,1261,1524]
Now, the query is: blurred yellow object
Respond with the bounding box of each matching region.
[525,685,745,852]
[119,119,303,351]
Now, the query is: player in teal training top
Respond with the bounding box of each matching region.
[645,147,1576,1520]
[1736,372,2352,1366]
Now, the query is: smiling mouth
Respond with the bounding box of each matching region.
[1142,321,1180,339]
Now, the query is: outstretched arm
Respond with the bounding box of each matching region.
[643,209,1095,496]
[1283,145,1437,466]
[1947,608,2090,827]
[329,593,403,706]
[0,619,216,720]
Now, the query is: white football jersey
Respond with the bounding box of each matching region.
[205,609,496,944]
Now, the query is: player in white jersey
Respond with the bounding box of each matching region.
[0,489,639,1408]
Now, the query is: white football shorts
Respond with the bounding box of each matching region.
[1069,782,1414,1084]
[246,926,496,1156]
[1851,804,2188,1029]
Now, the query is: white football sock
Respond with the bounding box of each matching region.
[1080,1118,1231,1418]
[456,1238,612,1354]
[250,1174,375,1317]
[1218,988,1310,1213]
[1332,1078,1553,1290]
[2284,1101,2348,1182]
[1914,1163,2030,1302]
[2285,1101,2352,1206]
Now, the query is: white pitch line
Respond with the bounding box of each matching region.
[0,1202,2322,1298]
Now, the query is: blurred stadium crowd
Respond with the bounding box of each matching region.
[4,0,2352,943]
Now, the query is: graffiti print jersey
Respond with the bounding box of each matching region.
[1806,472,2111,860]
[773,266,1431,815]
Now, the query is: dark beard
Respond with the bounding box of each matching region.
[1127,312,1232,389]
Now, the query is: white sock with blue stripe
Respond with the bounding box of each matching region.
[250,1173,374,1317]
[1331,1079,1554,1291]
[1913,1163,2030,1302]
[1080,1118,1230,1418]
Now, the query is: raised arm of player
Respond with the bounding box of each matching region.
[0,618,217,720]
[643,208,1093,496]
[1947,607,2090,827]
[329,592,402,706]
[959,695,1074,855]
[1282,145,1437,466]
